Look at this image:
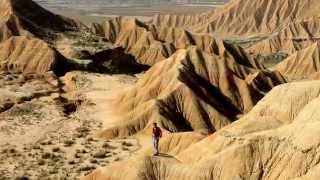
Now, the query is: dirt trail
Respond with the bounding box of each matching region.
[82,73,137,129]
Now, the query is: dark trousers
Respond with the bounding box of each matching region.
[152,136,160,154]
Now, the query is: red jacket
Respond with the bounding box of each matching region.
[152,127,162,138]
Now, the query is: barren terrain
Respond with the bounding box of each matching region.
[0,72,139,179]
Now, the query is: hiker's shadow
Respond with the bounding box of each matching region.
[157,153,174,158]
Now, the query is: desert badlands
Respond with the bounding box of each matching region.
[1,0,320,179]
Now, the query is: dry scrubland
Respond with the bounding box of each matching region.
[0,71,140,179]
[1,0,320,179]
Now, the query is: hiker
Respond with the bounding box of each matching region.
[152,122,162,155]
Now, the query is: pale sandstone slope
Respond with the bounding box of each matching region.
[275,43,320,80]
[150,10,217,28]
[84,81,320,180]
[247,17,320,55]
[100,17,176,66]
[194,0,320,36]
[0,36,68,74]
[310,71,320,80]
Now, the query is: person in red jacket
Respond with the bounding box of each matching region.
[152,122,162,155]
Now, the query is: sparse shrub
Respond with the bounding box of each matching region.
[121,141,133,147]
[64,140,74,147]
[92,151,107,159]
[38,159,46,166]
[41,152,52,159]
[90,159,98,164]
[102,143,117,149]
[78,165,95,172]
[52,147,60,152]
